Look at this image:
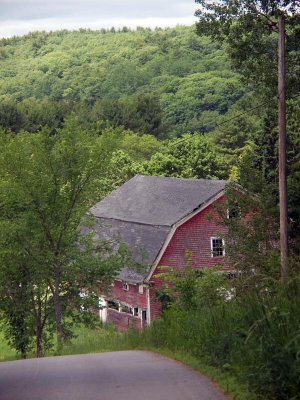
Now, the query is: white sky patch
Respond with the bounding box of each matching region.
[0,0,198,38]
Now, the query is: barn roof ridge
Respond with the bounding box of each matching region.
[91,174,227,227]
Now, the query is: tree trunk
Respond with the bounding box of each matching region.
[36,321,43,358]
[53,272,64,353]
[35,289,44,358]
[278,13,289,280]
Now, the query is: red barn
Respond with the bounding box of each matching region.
[91,175,230,330]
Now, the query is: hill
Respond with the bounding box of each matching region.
[0,26,249,137]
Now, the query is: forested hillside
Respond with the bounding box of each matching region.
[0,26,251,137]
[1,18,300,399]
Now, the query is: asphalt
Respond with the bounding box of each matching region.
[0,350,228,400]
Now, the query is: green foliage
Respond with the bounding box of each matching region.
[195,1,300,257]
[146,134,227,179]
[195,0,300,97]
[157,253,227,311]
[136,270,300,400]
[0,98,24,132]
[212,93,262,163]
[0,119,127,357]
[120,131,162,161]
[221,182,282,282]
[0,26,250,137]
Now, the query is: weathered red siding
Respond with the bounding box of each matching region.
[111,280,147,308]
[107,196,231,326]
[107,309,145,331]
[149,197,230,318]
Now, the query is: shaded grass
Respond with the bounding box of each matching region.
[0,331,18,361]
[59,324,127,356]
[0,324,123,361]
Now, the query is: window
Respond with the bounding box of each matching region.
[133,307,139,317]
[138,284,144,294]
[122,282,129,291]
[107,300,119,311]
[120,304,132,314]
[211,237,225,257]
[142,310,147,321]
[227,202,240,219]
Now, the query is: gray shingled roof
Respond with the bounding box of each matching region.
[90,175,226,283]
[85,217,170,283]
[91,175,226,227]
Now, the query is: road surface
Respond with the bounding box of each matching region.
[0,350,228,400]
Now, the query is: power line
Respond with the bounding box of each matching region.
[169,92,300,147]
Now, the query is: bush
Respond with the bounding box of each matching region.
[137,272,300,400]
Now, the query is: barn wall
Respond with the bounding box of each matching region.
[107,309,145,331]
[105,280,147,330]
[149,196,230,318]
[111,280,147,308]
[106,196,231,325]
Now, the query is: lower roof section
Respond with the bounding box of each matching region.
[90,217,170,283]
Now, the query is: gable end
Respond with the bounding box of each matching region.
[144,189,225,282]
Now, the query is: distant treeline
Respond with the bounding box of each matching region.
[0,26,248,137]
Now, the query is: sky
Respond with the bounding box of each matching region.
[0,0,198,38]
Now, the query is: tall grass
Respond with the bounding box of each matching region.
[126,276,300,400]
[0,324,131,361]
[0,331,17,361]
[59,324,131,356]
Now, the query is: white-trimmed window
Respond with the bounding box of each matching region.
[120,304,132,314]
[122,282,129,291]
[138,284,144,294]
[133,307,139,317]
[107,300,119,311]
[211,237,225,257]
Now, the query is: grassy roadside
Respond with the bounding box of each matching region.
[0,324,122,361]
[137,347,256,400]
[0,331,17,361]
[0,325,256,400]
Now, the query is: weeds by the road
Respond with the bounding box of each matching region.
[0,324,122,361]
[0,331,17,361]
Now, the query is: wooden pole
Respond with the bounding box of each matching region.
[278,14,289,280]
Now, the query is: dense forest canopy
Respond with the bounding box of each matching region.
[0,26,251,137]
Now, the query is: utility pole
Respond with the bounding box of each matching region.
[278,13,289,281]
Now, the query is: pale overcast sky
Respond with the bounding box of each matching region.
[0,0,198,38]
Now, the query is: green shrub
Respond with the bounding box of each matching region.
[136,271,300,400]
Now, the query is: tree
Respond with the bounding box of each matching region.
[196,0,300,279]
[146,134,227,179]
[0,98,24,133]
[0,27,253,138]
[195,1,300,97]
[0,118,126,355]
[211,92,262,163]
[223,182,281,284]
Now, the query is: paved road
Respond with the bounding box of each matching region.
[0,351,228,400]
